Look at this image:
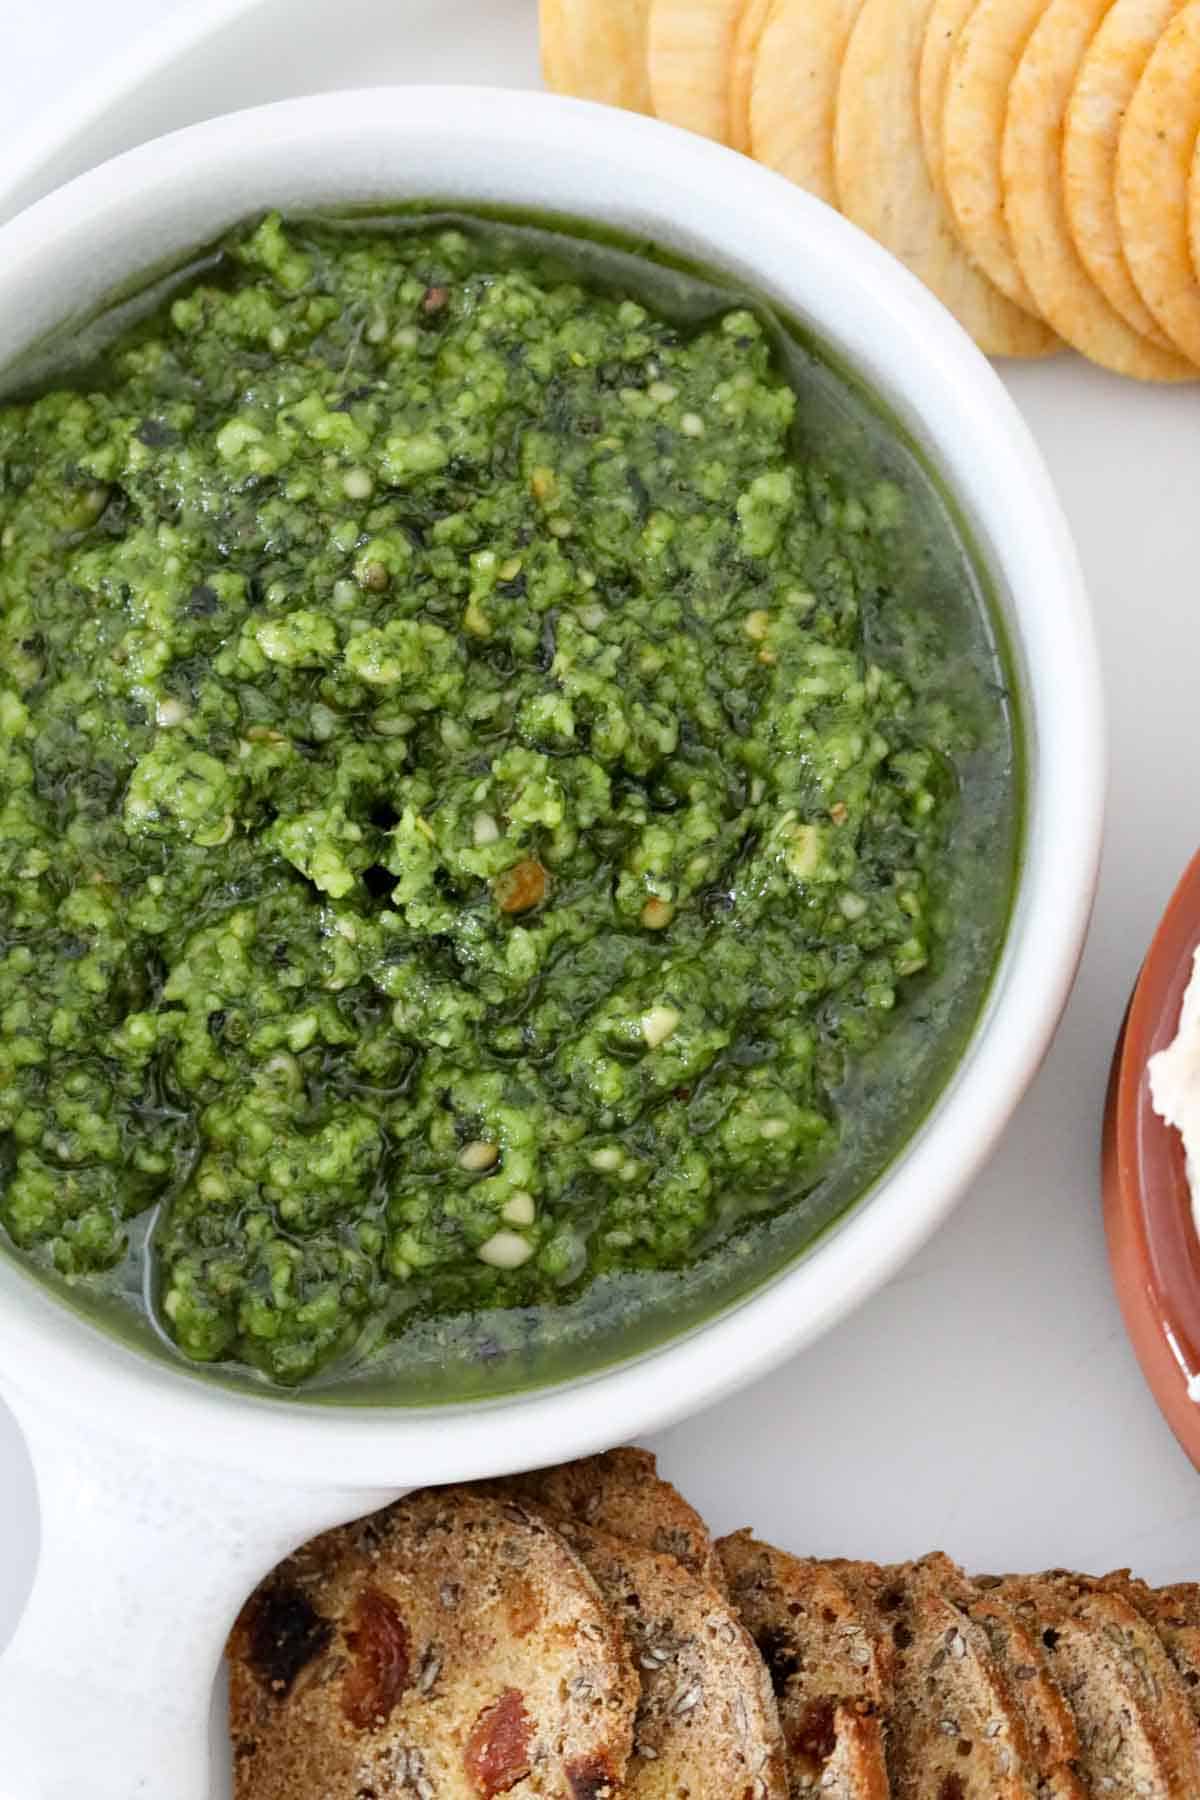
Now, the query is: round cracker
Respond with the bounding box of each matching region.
[540,0,654,114]
[920,0,977,199]
[941,0,1052,316]
[748,0,866,204]
[834,0,1058,355]
[1062,0,1185,347]
[729,0,773,153]
[1003,0,1195,377]
[228,1489,639,1800]
[647,0,743,141]
[1116,0,1200,365]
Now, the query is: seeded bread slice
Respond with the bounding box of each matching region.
[996,1574,1199,1799]
[910,1555,1083,1793]
[1147,1584,1200,1727]
[485,1449,726,1592]
[833,1556,1038,1799]
[1095,1572,1200,1742]
[547,1514,789,1800]
[227,1488,638,1800]
[963,1589,1085,1796]
[717,1532,888,1799]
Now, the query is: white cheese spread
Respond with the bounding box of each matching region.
[1148,945,1200,1242]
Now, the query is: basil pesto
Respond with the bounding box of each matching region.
[0,214,1019,1393]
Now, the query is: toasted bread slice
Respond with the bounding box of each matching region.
[549,1515,788,1800]
[486,1448,725,1592]
[227,1489,638,1800]
[718,1532,887,1798]
[997,1573,1199,1798]
[1149,1583,1200,1727]
[964,1588,1084,1792]
[915,1555,1082,1789]
[834,1557,1038,1798]
[1097,1571,1200,1737]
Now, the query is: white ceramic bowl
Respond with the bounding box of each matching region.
[0,86,1104,1800]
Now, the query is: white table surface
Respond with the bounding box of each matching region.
[2,0,1198,1690]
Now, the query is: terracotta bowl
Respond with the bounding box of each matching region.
[1104,847,1200,1469]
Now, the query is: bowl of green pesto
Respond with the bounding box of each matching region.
[0,88,1104,1797]
[0,89,1103,1423]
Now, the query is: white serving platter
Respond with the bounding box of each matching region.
[2,2,1199,1793]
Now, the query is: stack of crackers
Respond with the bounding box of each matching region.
[541,0,1200,378]
[228,1448,1200,1797]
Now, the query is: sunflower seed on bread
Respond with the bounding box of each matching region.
[995,1572,1200,1799]
[227,1488,638,1800]
[834,1555,1040,1797]
[483,1447,726,1592]
[546,1513,788,1800]
[717,1532,888,1799]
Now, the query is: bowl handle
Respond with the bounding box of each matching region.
[0,1384,399,1800]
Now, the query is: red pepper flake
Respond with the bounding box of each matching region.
[341,1586,412,1730]
[492,859,548,915]
[421,285,451,315]
[465,1688,533,1797]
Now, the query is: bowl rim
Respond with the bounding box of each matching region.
[1103,848,1200,1471]
[0,84,1105,1486]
